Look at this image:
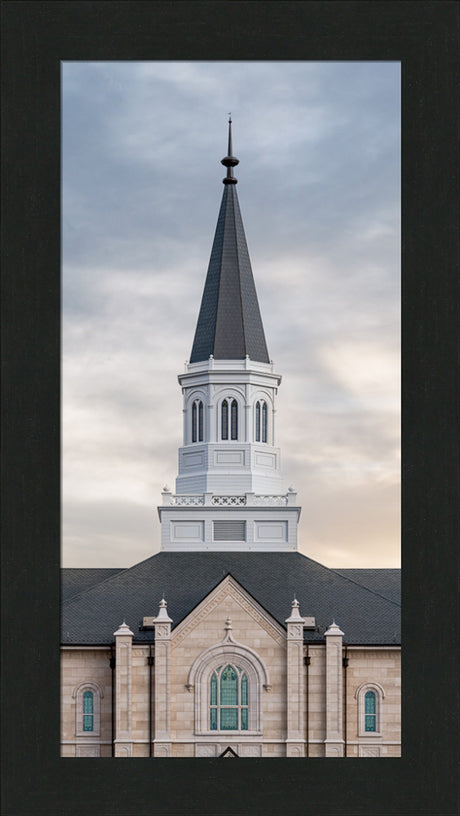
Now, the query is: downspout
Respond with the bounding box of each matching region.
[148,645,154,757]
[109,645,116,757]
[342,645,348,758]
[305,646,311,757]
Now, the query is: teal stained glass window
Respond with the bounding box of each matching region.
[221,666,238,705]
[221,708,238,730]
[210,673,217,705]
[365,691,376,731]
[241,673,248,705]
[82,690,94,731]
[222,400,228,439]
[209,665,249,732]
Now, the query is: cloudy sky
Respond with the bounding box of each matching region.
[62,61,400,569]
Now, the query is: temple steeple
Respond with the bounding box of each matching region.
[190,119,269,364]
[158,121,301,552]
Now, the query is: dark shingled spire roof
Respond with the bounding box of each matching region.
[190,118,270,364]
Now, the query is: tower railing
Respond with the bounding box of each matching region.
[163,492,296,507]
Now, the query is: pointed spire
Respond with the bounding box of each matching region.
[154,597,173,623]
[221,114,239,184]
[285,596,305,624]
[190,119,269,364]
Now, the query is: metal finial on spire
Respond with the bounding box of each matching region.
[221,116,239,184]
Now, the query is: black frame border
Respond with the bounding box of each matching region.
[2,2,459,814]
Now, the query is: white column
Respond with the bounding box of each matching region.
[285,599,306,757]
[153,599,173,757]
[324,620,345,757]
[113,621,134,757]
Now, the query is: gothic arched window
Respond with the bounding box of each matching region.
[192,399,204,443]
[261,401,267,443]
[221,400,229,440]
[255,400,268,443]
[230,400,238,440]
[209,665,249,731]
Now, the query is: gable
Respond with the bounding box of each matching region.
[172,574,285,647]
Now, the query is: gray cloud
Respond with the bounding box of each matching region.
[62,61,400,568]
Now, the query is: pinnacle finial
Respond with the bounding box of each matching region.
[221,115,239,184]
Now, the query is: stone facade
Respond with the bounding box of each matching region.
[60,578,400,758]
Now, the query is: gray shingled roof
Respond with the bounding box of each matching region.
[61,568,125,600]
[61,552,400,646]
[190,181,270,364]
[335,568,401,605]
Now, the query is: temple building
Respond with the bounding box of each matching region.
[61,120,401,758]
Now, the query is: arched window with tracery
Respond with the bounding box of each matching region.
[192,399,204,443]
[209,665,249,731]
[188,637,270,736]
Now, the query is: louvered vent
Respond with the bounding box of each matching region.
[213,521,246,541]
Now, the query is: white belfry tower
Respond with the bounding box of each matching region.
[158,119,300,551]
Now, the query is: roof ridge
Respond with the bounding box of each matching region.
[328,566,401,607]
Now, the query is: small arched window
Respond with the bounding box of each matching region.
[73,681,103,737]
[82,690,94,732]
[210,665,249,731]
[255,400,268,443]
[261,401,267,443]
[230,400,238,440]
[192,399,204,443]
[355,682,385,737]
[221,400,229,440]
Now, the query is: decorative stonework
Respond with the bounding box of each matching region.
[195,744,217,757]
[239,744,262,757]
[154,742,172,757]
[188,617,270,736]
[172,575,285,646]
[115,743,132,757]
[211,495,246,505]
[76,744,100,757]
[359,745,382,757]
[170,496,205,506]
